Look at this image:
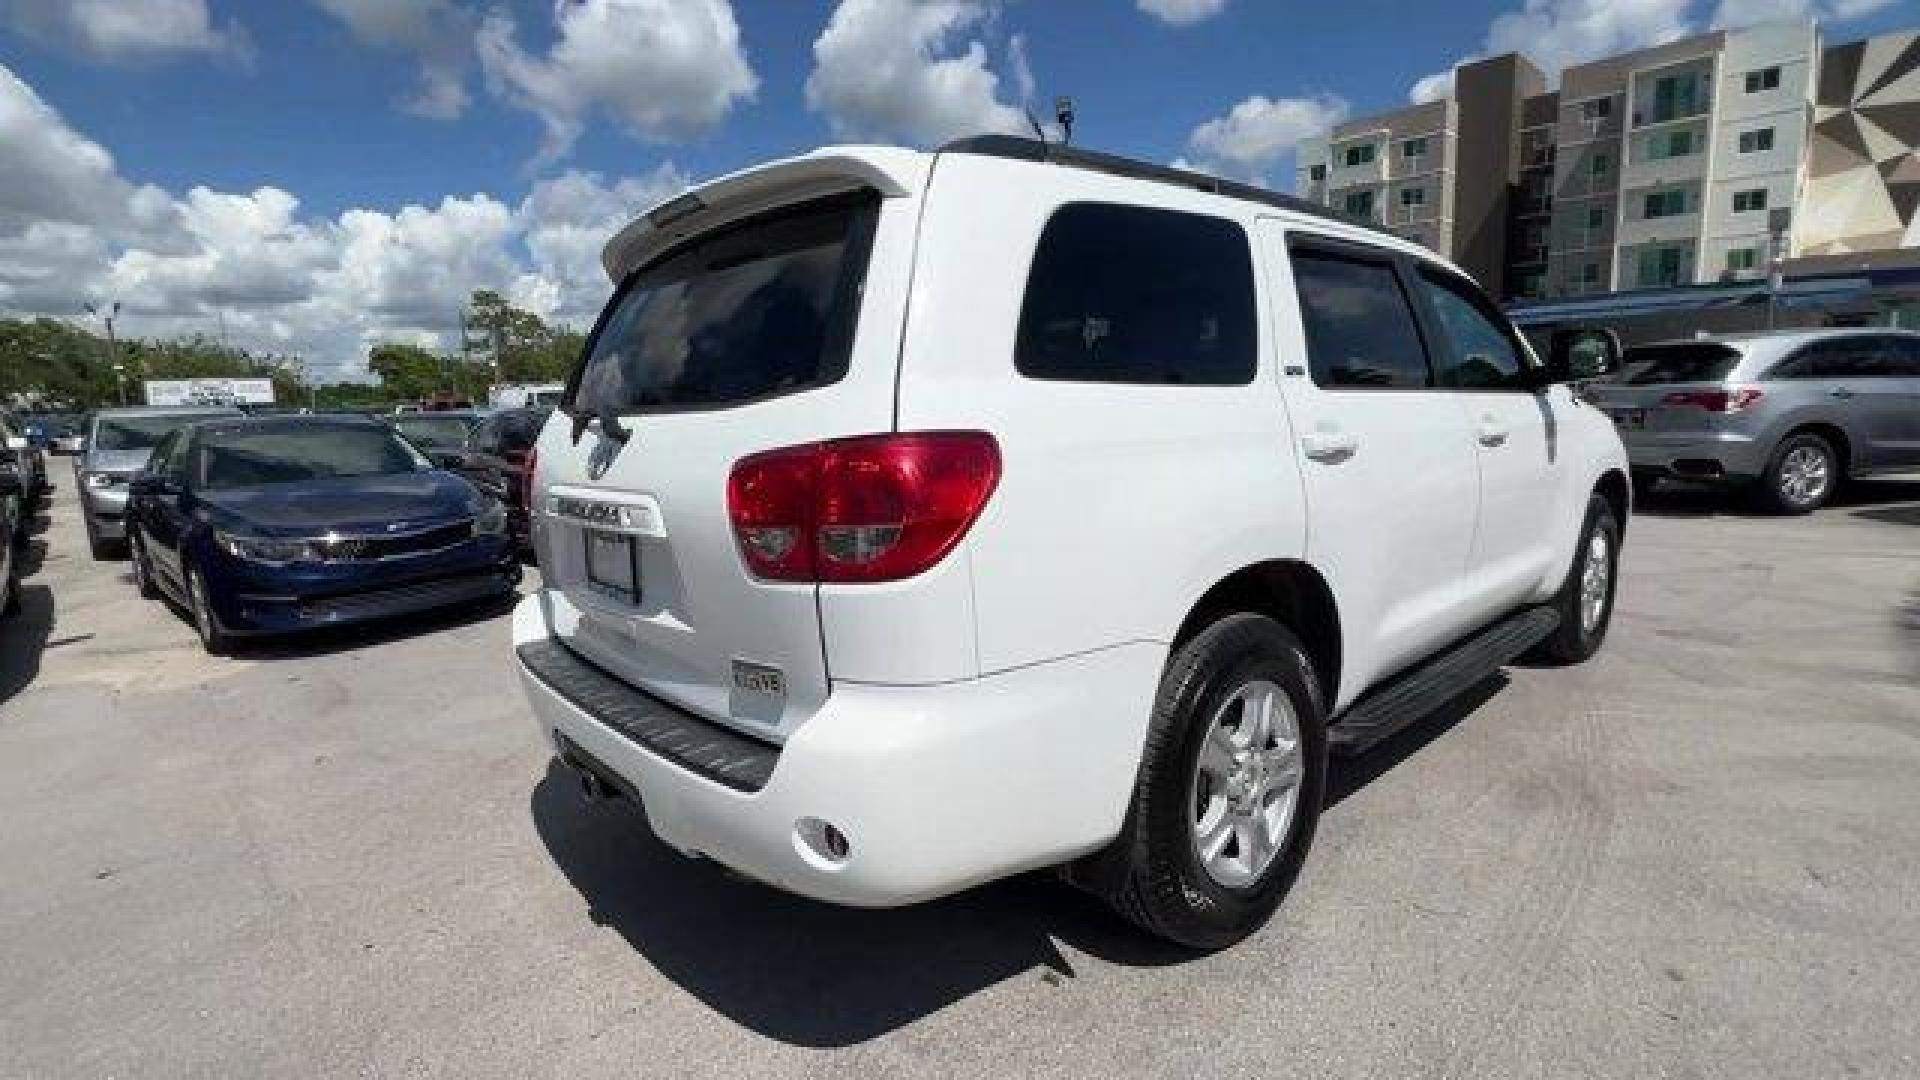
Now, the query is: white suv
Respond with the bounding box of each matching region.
[512,137,1630,949]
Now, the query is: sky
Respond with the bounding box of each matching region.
[1,0,1912,380]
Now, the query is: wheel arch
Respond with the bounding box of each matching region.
[1779,421,1852,478]
[1595,468,1629,536]
[1175,560,1341,709]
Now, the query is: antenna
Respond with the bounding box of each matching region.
[1025,106,1047,143]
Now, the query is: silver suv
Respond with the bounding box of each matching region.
[1584,328,1920,513]
[76,406,239,558]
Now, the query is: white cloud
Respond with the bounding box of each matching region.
[477,0,757,165]
[0,63,685,378]
[5,0,248,64]
[1710,0,1896,28]
[806,0,1031,146]
[1408,0,1692,102]
[1181,94,1349,186]
[312,0,475,119]
[1136,0,1229,26]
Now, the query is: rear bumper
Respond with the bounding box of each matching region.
[511,592,1165,907]
[82,486,129,535]
[1623,430,1768,483]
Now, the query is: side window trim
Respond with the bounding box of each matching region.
[1405,261,1539,393]
[1284,231,1439,392]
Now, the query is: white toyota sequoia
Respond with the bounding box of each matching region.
[512,136,1630,949]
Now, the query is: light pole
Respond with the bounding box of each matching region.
[83,301,124,404]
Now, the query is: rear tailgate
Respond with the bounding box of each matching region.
[532,151,929,744]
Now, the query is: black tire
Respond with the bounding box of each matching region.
[1090,613,1327,950]
[85,516,123,561]
[1757,431,1838,515]
[128,527,159,600]
[184,562,232,656]
[1525,493,1620,666]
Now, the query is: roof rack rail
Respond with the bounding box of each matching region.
[937,134,1357,229]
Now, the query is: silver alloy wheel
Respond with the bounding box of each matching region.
[1778,445,1831,507]
[187,567,215,644]
[1579,529,1610,635]
[1190,679,1303,890]
[129,531,149,593]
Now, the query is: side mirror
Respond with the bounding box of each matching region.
[1544,324,1622,384]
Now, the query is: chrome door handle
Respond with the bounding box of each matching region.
[1829,387,1855,400]
[1300,430,1359,463]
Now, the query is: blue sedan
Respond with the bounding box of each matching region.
[124,414,521,653]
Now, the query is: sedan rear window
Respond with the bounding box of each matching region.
[569,192,878,417]
[198,424,428,490]
[93,413,222,451]
[1612,342,1741,385]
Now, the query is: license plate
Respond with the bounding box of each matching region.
[584,529,640,603]
[1611,408,1646,429]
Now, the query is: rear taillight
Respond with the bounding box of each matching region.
[1661,387,1764,412]
[727,432,1001,583]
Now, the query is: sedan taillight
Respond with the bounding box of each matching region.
[1661,387,1764,412]
[727,432,1001,583]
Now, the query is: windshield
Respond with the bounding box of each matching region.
[1612,342,1742,385]
[198,424,429,490]
[93,413,220,451]
[570,192,877,417]
[392,415,474,450]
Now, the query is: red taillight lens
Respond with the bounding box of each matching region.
[1661,387,1764,412]
[727,432,1001,583]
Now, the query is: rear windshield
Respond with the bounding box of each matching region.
[198,424,428,490]
[569,192,878,416]
[392,415,474,450]
[1612,342,1741,385]
[94,413,222,451]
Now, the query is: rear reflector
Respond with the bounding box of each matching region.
[1661,387,1764,412]
[727,432,1001,583]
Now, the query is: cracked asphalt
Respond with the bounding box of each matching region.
[2,475,1918,1079]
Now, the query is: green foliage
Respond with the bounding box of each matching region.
[0,288,584,411]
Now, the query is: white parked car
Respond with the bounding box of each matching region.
[512,137,1631,949]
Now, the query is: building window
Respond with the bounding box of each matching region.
[1343,190,1376,218]
[1732,188,1769,213]
[1580,96,1613,122]
[1343,143,1376,167]
[1635,245,1688,288]
[1646,73,1703,125]
[1642,189,1689,219]
[1738,127,1776,154]
[1590,151,1611,179]
[1647,129,1697,160]
[1587,205,1605,230]
[1400,186,1426,208]
[1726,247,1760,273]
[1402,136,1428,159]
[1581,262,1602,287]
[1309,163,1326,181]
[1745,67,1781,93]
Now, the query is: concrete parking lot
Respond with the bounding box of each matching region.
[2,477,1917,1079]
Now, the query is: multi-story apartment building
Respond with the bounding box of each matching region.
[1295,19,1920,302]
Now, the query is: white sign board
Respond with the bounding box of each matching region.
[144,378,275,407]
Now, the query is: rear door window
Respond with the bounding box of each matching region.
[1015,202,1256,385]
[569,192,879,416]
[1289,245,1433,389]
[1770,338,1881,380]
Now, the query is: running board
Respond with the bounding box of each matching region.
[1327,606,1560,757]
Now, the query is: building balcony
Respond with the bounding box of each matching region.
[1620,150,1708,194]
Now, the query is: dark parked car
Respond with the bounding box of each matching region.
[124,415,520,653]
[0,411,48,500]
[0,461,24,617]
[383,410,483,457]
[439,407,547,552]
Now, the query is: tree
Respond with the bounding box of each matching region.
[464,289,582,384]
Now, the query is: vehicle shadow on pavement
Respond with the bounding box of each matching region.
[0,582,54,704]
[224,593,521,661]
[529,759,1198,1047]
[1636,477,1920,519]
